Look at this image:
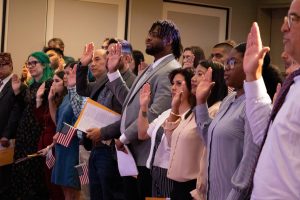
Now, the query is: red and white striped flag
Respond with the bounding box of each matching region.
[75,163,89,185]
[46,149,55,169]
[57,123,77,147]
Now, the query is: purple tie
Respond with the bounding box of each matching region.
[251,68,300,182]
[270,68,300,121]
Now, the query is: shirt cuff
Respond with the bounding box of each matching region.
[119,134,130,144]
[195,103,209,121]
[244,77,268,99]
[107,70,121,82]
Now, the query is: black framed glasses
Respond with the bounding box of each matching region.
[26,60,40,68]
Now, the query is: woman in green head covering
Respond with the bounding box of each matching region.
[27,51,53,85]
[10,51,56,199]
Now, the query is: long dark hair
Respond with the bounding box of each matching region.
[199,60,228,107]
[52,70,67,107]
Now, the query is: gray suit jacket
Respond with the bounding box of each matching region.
[107,54,181,166]
[76,65,136,147]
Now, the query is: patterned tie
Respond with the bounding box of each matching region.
[0,79,3,88]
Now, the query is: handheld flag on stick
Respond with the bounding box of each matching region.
[75,162,89,185]
[46,148,55,169]
[57,123,77,147]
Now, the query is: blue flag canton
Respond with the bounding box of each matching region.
[60,124,71,135]
[76,166,84,176]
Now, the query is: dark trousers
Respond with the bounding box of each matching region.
[89,145,125,200]
[171,179,197,200]
[123,166,152,200]
[0,164,12,199]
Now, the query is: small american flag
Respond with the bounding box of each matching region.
[75,163,89,185]
[57,123,77,147]
[46,149,55,169]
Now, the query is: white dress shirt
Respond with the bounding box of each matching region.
[244,77,300,200]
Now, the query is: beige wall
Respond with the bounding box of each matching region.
[6,0,47,73]
[3,0,292,73]
[53,0,119,61]
[129,0,259,63]
[128,0,163,63]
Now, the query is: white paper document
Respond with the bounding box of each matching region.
[116,145,138,177]
[74,98,121,132]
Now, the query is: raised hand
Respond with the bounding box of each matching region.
[48,85,55,101]
[11,74,21,95]
[107,43,122,73]
[36,82,46,100]
[139,83,151,111]
[80,42,94,66]
[196,67,215,105]
[67,64,77,87]
[171,81,185,113]
[244,22,270,81]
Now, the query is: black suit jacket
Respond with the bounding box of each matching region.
[76,65,136,149]
[0,78,25,139]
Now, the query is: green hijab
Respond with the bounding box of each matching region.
[28,51,53,85]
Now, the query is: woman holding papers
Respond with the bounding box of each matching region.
[10,52,54,199]
[138,68,204,200]
[50,62,84,200]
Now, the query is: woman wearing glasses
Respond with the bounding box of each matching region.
[195,43,262,199]
[10,52,54,199]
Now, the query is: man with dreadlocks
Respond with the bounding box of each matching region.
[106,20,182,200]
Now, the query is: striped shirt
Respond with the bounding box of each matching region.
[196,92,260,200]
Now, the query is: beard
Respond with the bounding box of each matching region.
[145,42,165,56]
[51,60,60,70]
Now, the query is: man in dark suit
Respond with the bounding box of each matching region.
[106,20,183,199]
[0,53,24,196]
[76,39,136,200]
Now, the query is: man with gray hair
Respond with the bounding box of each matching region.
[243,0,300,199]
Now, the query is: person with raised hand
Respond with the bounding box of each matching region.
[243,1,300,198]
[50,62,84,200]
[106,20,182,200]
[10,52,54,199]
[196,43,265,199]
[0,53,25,198]
[76,39,136,200]
[138,68,204,200]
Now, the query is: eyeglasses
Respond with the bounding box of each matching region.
[284,14,300,29]
[224,58,240,70]
[26,61,40,68]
